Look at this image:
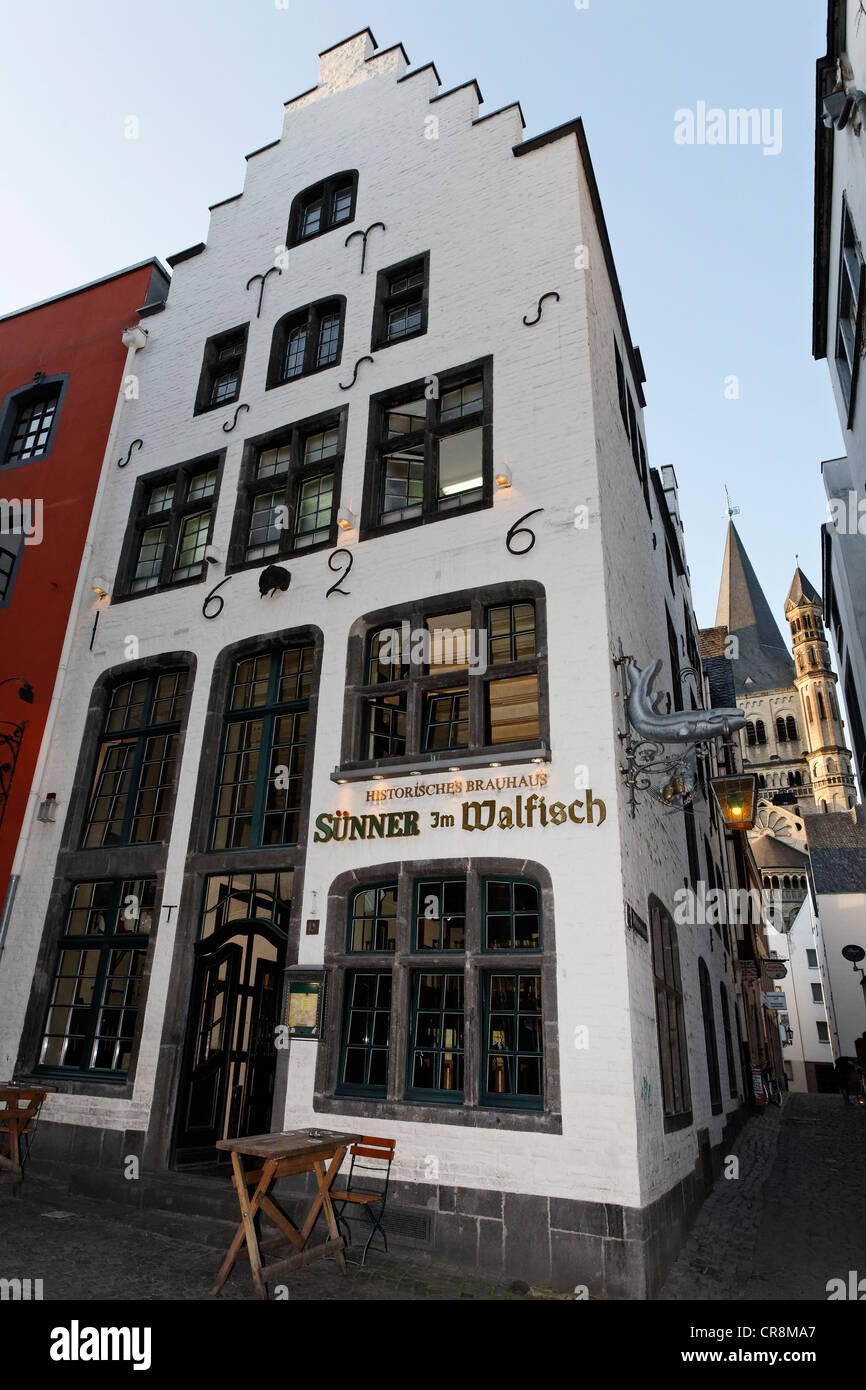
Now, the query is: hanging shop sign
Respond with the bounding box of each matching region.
[313,790,607,843]
[764,961,788,981]
[762,992,787,1011]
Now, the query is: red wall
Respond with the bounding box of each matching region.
[0,265,159,902]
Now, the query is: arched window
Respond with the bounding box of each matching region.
[719,984,738,1100]
[698,959,722,1115]
[806,695,814,723]
[211,643,315,850]
[758,774,766,788]
[827,758,836,775]
[82,668,191,848]
[267,297,346,388]
[649,898,691,1130]
[755,719,767,745]
[287,170,357,246]
[783,876,791,890]
[817,690,827,721]
[746,721,756,747]
[772,875,780,889]
[776,716,787,743]
[809,647,816,665]
[785,716,798,741]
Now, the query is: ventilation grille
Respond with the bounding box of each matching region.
[382,1206,433,1247]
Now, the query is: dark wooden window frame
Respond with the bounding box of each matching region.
[12,651,195,1101]
[266,297,347,391]
[193,324,249,417]
[698,957,723,1116]
[81,669,190,850]
[209,643,315,852]
[370,252,430,352]
[113,451,224,602]
[35,877,158,1080]
[360,356,493,541]
[835,195,865,426]
[0,374,69,472]
[649,895,693,1133]
[287,170,358,247]
[337,581,548,776]
[316,858,560,1132]
[227,406,347,574]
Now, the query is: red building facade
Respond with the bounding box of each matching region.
[0,260,169,914]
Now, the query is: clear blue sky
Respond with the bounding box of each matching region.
[0,0,840,633]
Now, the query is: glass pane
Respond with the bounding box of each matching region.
[385,398,426,438]
[440,381,483,420]
[436,428,483,507]
[426,611,473,674]
[487,673,539,744]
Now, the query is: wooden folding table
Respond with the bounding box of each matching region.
[210,1128,362,1299]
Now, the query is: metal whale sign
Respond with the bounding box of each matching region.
[625,659,746,745]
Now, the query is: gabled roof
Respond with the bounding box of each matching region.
[749,834,810,871]
[714,522,794,693]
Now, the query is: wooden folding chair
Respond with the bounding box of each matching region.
[329,1136,396,1266]
[0,1087,48,1187]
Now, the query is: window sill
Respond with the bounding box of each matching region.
[359,495,492,542]
[110,572,209,604]
[332,745,550,783]
[316,1092,561,1133]
[371,326,427,353]
[194,396,241,418]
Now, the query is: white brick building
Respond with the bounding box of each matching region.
[0,30,748,1296]
[815,0,866,800]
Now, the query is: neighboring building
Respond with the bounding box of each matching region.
[699,626,787,1098]
[0,260,169,920]
[0,30,747,1297]
[803,811,866,1060]
[813,0,866,799]
[765,899,836,1094]
[713,521,855,815]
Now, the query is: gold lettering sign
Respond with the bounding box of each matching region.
[313,792,606,843]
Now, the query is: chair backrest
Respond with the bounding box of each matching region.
[0,1089,46,1128]
[346,1136,395,1195]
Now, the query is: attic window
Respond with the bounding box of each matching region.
[288,172,358,247]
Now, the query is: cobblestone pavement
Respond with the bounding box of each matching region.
[658,1091,866,1300]
[0,1181,525,1301]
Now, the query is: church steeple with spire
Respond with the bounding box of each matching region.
[710,520,857,819]
[784,565,856,811]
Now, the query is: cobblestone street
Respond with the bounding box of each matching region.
[2,1092,863,1302]
[0,1178,525,1302]
[659,1092,866,1300]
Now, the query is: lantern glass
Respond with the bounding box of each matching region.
[710,774,757,830]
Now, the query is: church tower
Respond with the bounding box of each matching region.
[785,567,856,811]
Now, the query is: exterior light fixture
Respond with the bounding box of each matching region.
[710,774,758,831]
[337,508,355,531]
[91,577,110,599]
[495,465,512,489]
[490,761,501,768]
[37,793,57,823]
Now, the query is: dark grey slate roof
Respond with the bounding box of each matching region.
[714,523,795,693]
[785,566,822,610]
[803,813,866,893]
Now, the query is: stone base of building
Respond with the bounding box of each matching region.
[24,1112,747,1298]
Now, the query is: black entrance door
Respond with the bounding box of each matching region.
[174,922,285,1165]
